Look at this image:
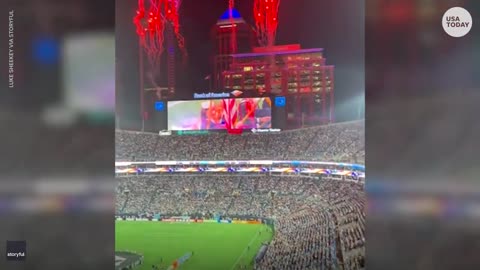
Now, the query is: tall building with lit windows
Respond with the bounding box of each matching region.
[212,9,257,90]
[222,44,335,126]
[211,9,334,127]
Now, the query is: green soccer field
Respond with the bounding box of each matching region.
[115,221,273,270]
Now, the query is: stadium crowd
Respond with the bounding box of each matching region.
[116,175,365,270]
[116,120,364,164]
[116,120,365,269]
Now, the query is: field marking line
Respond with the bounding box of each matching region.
[230,228,262,270]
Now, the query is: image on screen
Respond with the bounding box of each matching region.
[168,98,272,130]
[63,32,115,114]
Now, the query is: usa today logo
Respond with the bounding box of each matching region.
[442,7,472,37]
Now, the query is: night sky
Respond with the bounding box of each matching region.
[116,0,364,125]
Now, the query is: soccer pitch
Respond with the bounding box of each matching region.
[115,221,273,270]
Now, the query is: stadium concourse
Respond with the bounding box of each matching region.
[115,120,365,270]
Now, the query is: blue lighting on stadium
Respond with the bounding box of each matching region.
[155,101,165,111]
[275,96,286,107]
[351,164,365,171]
[220,8,242,20]
[32,36,59,65]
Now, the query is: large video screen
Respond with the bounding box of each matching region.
[63,32,115,114]
[168,98,272,130]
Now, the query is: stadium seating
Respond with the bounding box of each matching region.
[115,120,365,164]
[115,120,366,269]
[116,175,365,270]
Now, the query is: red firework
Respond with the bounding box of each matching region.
[166,0,187,57]
[133,0,186,67]
[254,0,280,47]
[134,0,164,67]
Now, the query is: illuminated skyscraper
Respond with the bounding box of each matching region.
[212,8,256,90]
[223,44,335,126]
